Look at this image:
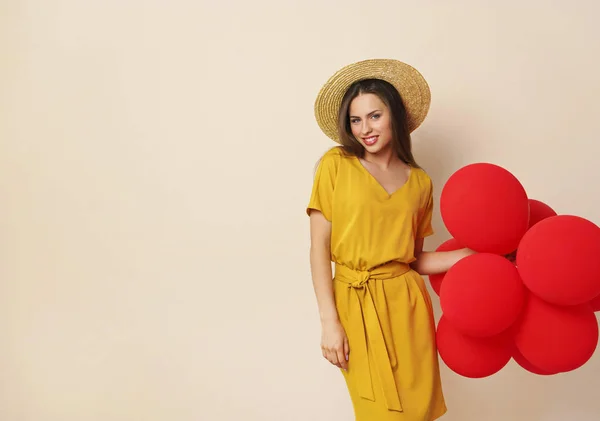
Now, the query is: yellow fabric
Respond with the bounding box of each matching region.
[334,262,412,412]
[307,146,447,421]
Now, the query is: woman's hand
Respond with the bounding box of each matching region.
[411,245,477,276]
[321,319,349,371]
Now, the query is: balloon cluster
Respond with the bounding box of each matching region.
[432,163,600,378]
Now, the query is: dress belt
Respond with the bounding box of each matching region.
[334,261,411,413]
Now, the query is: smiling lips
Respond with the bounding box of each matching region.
[363,135,378,146]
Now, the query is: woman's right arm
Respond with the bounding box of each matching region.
[309,210,349,371]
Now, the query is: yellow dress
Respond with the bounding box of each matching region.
[307,146,447,421]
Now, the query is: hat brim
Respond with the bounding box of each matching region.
[314,59,431,143]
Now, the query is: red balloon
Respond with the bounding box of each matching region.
[440,163,529,255]
[590,294,600,312]
[440,253,526,337]
[512,346,557,376]
[428,238,462,296]
[528,199,557,228]
[514,294,599,373]
[516,215,600,306]
[436,316,513,378]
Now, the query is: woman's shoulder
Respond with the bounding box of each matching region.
[321,145,345,160]
[316,146,349,169]
[411,166,434,192]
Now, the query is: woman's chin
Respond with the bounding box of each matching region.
[363,142,390,155]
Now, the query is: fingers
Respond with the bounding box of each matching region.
[337,346,348,371]
[322,347,340,368]
[322,341,350,371]
[330,349,342,369]
[344,337,350,363]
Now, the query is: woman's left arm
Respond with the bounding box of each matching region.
[410,238,476,276]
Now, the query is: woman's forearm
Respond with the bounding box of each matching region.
[411,248,476,276]
[310,244,339,324]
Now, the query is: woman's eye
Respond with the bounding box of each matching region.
[372,114,380,119]
[351,119,360,124]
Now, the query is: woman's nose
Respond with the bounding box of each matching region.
[361,121,372,134]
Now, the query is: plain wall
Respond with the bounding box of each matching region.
[1,1,599,420]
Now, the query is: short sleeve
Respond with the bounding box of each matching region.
[306,148,340,221]
[416,177,434,238]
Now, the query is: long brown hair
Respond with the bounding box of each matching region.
[337,78,420,168]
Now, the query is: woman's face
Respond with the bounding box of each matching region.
[349,93,393,155]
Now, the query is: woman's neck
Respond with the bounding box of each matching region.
[363,145,399,170]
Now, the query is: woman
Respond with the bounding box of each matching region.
[306,59,475,421]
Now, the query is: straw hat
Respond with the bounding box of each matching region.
[314,58,431,142]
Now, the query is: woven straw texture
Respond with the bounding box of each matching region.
[314,59,431,143]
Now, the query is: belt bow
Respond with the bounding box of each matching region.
[334,262,411,413]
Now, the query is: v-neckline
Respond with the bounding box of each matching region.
[354,156,413,198]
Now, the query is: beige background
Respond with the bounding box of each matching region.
[1,1,599,420]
